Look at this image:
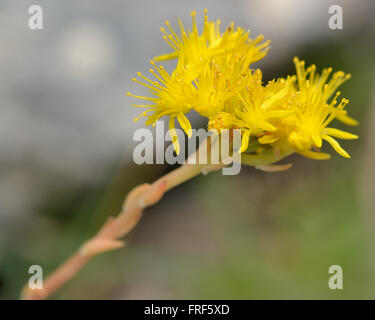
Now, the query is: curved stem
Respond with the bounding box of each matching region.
[20,135,292,299]
[21,160,223,300]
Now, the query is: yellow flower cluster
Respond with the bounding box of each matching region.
[127,10,358,160]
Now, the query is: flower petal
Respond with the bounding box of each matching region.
[322,135,350,158]
[312,134,322,148]
[153,52,179,61]
[261,87,289,109]
[258,135,279,144]
[239,130,251,153]
[169,116,180,155]
[322,128,358,140]
[259,122,277,132]
[298,150,331,160]
[336,112,359,126]
[177,112,192,137]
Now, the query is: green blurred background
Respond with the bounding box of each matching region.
[0,0,374,299]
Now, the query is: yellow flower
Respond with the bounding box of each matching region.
[232,70,296,153]
[154,10,270,76]
[127,61,195,154]
[285,58,358,159]
[128,10,358,165]
[129,11,270,155]
[192,53,252,118]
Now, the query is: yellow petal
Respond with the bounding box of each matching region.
[298,150,331,160]
[336,113,359,126]
[258,135,279,144]
[322,135,350,158]
[260,87,289,109]
[322,128,358,140]
[169,117,180,155]
[267,110,295,118]
[312,134,322,148]
[259,122,277,132]
[177,112,192,137]
[239,130,251,153]
[153,52,179,61]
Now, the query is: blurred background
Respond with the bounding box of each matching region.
[0,0,374,299]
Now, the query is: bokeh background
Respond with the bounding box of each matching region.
[0,0,375,299]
